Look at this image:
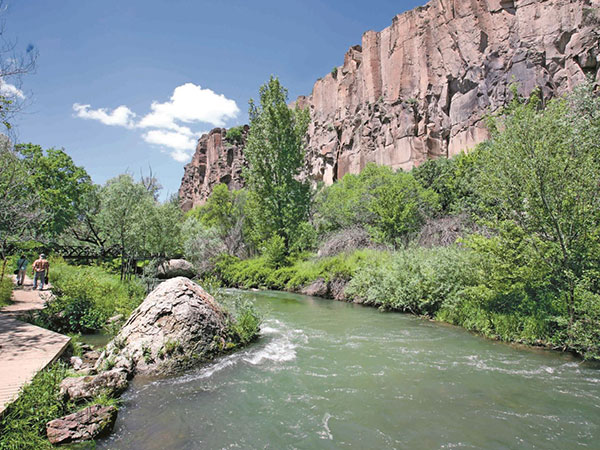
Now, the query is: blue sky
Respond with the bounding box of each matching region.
[6,0,423,198]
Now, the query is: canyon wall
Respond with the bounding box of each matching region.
[180,0,600,209]
[179,128,246,211]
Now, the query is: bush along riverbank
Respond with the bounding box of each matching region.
[24,258,147,335]
[184,82,600,362]
[1,264,260,448]
[213,243,599,360]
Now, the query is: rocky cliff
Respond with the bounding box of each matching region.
[180,0,600,208]
[179,127,247,211]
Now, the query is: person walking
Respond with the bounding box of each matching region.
[32,253,49,290]
[15,254,28,286]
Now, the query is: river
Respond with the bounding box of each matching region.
[99,290,599,449]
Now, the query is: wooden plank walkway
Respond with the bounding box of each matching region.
[0,276,70,416]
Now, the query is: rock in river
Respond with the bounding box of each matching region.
[96,277,230,376]
[46,404,117,445]
[60,368,128,401]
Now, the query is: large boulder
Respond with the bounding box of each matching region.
[60,369,128,401]
[157,259,196,279]
[96,277,230,376]
[46,404,117,445]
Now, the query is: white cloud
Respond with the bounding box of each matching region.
[0,80,25,99]
[138,83,239,129]
[142,128,206,163]
[72,83,239,162]
[73,103,136,128]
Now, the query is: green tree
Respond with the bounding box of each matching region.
[476,84,600,328]
[17,143,93,237]
[0,143,44,277]
[243,76,311,250]
[133,196,184,258]
[367,169,439,244]
[314,163,439,244]
[97,174,152,279]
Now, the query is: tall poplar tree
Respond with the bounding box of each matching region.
[243,76,310,250]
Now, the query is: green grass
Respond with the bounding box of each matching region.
[0,362,120,449]
[0,363,73,450]
[0,275,13,307]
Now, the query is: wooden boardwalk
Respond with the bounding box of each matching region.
[0,277,70,416]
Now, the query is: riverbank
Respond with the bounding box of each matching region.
[213,246,600,362]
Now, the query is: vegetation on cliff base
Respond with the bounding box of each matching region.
[196,82,600,360]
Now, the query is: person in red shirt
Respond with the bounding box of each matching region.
[32,254,50,290]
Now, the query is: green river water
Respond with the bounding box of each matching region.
[99,290,599,449]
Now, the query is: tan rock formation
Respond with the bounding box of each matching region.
[304,0,600,184]
[178,127,247,211]
[179,0,600,204]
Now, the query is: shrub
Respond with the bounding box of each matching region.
[346,246,477,315]
[318,226,381,257]
[182,219,226,275]
[29,259,145,334]
[289,221,318,254]
[225,296,262,345]
[313,163,439,245]
[32,294,106,334]
[216,249,384,292]
[261,234,287,268]
[225,126,244,145]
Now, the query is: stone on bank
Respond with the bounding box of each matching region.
[95,276,230,376]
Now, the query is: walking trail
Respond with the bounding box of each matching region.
[0,276,70,416]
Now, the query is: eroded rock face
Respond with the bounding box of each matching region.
[179,127,247,211]
[46,405,117,445]
[60,369,128,401]
[96,277,230,376]
[303,0,600,184]
[178,0,600,202]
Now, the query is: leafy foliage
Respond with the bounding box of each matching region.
[225,125,245,145]
[475,84,600,334]
[16,143,93,237]
[0,275,12,307]
[346,246,478,315]
[29,258,145,333]
[244,76,311,250]
[314,163,439,245]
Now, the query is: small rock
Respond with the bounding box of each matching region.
[81,350,101,367]
[76,367,97,376]
[70,356,83,371]
[60,369,128,401]
[46,404,117,445]
[157,259,196,279]
[329,278,348,301]
[301,278,328,297]
[79,344,93,352]
[112,355,135,377]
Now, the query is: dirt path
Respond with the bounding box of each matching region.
[0,276,70,416]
